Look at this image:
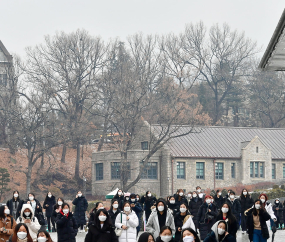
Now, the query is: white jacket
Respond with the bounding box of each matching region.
[265,202,276,234]
[182,216,196,231]
[115,210,139,242]
[16,204,41,242]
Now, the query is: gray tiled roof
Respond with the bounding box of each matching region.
[151,126,285,159]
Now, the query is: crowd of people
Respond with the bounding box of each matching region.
[0,187,284,242]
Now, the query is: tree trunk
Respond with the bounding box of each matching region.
[61,143,67,163]
[40,153,44,168]
[26,151,33,196]
[74,142,80,179]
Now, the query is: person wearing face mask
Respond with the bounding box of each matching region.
[226,191,241,230]
[167,196,178,214]
[7,191,23,220]
[145,199,175,240]
[273,198,284,229]
[129,193,142,235]
[245,199,271,242]
[108,200,121,227]
[179,227,200,242]
[188,191,202,232]
[10,223,33,242]
[174,202,194,242]
[257,194,276,233]
[175,189,187,207]
[196,186,204,200]
[113,189,125,209]
[25,194,44,227]
[239,189,254,234]
[203,220,235,242]
[216,203,237,239]
[156,226,175,242]
[85,209,117,242]
[141,191,157,222]
[0,205,16,242]
[16,204,41,241]
[224,190,232,201]
[56,203,77,242]
[51,197,64,232]
[89,202,105,226]
[36,230,53,242]
[186,192,192,202]
[43,192,56,233]
[115,201,139,242]
[197,195,218,240]
[72,190,88,232]
[213,190,224,211]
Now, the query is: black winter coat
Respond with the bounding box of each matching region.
[226,199,241,221]
[203,231,236,242]
[167,202,179,214]
[85,222,118,242]
[175,196,188,207]
[73,196,88,225]
[24,198,43,217]
[246,208,271,241]
[216,213,238,237]
[141,196,157,221]
[197,203,218,240]
[239,195,254,212]
[273,202,284,223]
[213,196,224,211]
[56,212,78,242]
[188,197,203,222]
[174,211,190,242]
[108,209,121,227]
[43,196,56,217]
[6,198,23,219]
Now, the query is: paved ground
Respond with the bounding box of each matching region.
[50,230,285,242]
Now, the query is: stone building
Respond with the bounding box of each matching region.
[0,41,13,86]
[92,125,285,197]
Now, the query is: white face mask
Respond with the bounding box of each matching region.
[98,207,104,210]
[24,212,31,217]
[78,194,82,197]
[158,206,164,212]
[29,196,34,201]
[218,228,225,235]
[211,199,214,203]
[197,189,201,193]
[125,197,129,201]
[170,200,175,204]
[260,199,265,203]
[58,201,63,206]
[183,236,194,242]
[48,194,52,198]
[206,199,211,204]
[4,209,10,215]
[160,236,172,242]
[180,207,187,213]
[113,204,118,209]
[118,192,122,196]
[255,204,261,209]
[14,194,19,198]
[198,194,203,198]
[276,201,279,204]
[98,215,107,221]
[17,232,27,240]
[131,199,136,202]
[148,193,152,197]
[221,207,228,213]
[63,209,69,214]
[192,194,197,198]
[187,194,192,198]
[38,237,47,242]
[218,192,222,196]
[243,192,247,196]
[179,192,184,196]
[230,195,235,199]
[124,206,130,212]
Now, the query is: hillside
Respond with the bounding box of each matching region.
[0,145,99,202]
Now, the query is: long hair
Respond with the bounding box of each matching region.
[179,228,200,242]
[37,230,53,242]
[11,223,33,242]
[91,201,103,213]
[253,199,263,216]
[138,232,154,242]
[55,197,64,209]
[110,199,119,210]
[217,221,228,240]
[240,189,249,199]
[219,202,236,225]
[12,191,20,201]
[0,205,5,219]
[44,192,54,204]
[94,209,112,228]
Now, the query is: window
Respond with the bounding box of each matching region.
[272,164,276,179]
[0,74,7,86]
[142,162,157,179]
[141,141,148,150]
[215,163,224,180]
[196,162,204,179]
[250,162,264,178]
[256,147,259,153]
[111,162,130,180]
[95,163,103,180]
[177,162,185,179]
[283,164,285,178]
[231,163,235,179]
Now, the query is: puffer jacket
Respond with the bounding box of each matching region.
[239,195,254,213]
[213,195,224,211]
[0,215,16,241]
[188,197,203,229]
[108,209,121,227]
[203,220,236,242]
[85,221,118,242]
[72,196,88,225]
[174,211,190,242]
[16,204,41,242]
[56,211,78,242]
[273,201,284,224]
[115,210,139,242]
[146,205,175,239]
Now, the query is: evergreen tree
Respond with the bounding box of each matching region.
[0,168,10,200]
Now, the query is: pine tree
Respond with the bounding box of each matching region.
[0,168,10,200]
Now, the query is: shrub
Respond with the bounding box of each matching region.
[281,184,285,190]
[273,185,279,189]
[49,187,63,198]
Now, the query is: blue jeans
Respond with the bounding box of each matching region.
[253,229,267,242]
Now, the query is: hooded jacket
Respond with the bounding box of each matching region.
[16,204,41,242]
[203,220,236,242]
[145,199,175,239]
[273,199,284,223]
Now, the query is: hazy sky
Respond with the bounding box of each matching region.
[1,0,284,58]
